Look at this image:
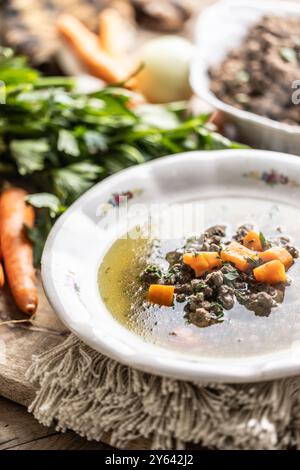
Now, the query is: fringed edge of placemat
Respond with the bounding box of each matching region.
[26,333,300,449]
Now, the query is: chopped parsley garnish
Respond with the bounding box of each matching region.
[144,265,162,276]
[223,269,240,282]
[246,255,261,268]
[196,280,207,291]
[210,301,224,318]
[259,231,270,250]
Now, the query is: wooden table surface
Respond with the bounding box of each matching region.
[0,396,113,450]
[0,277,113,450]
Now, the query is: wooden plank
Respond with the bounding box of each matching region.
[0,396,57,449]
[0,396,111,450]
[0,275,68,407]
[7,433,112,451]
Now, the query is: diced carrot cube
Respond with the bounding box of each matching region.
[183,252,209,277]
[183,252,221,277]
[203,252,222,270]
[259,246,293,270]
[243,231,263,251]
[221,241,257,272]
[253,260,286,284]
[147,284,175,307]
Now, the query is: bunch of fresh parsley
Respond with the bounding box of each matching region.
[0,47,243,264]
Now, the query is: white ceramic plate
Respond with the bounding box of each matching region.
[190,0,300,155]
[42,149,300,383]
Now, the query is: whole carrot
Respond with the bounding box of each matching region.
[0,188,38,315]
[57,14,131,84]
[0,246,4,289]
[0,216,5,288]
[99,8,127,58]
[0,265,4,288]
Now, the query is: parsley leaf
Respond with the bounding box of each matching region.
[10,139,49,175]
[82,130,108,154]
[52,161,105,203]
[26,193,65,217]
[26,193,66,266]
[224,270,240,282]
[57,129,80,157]
[26,215,52,268]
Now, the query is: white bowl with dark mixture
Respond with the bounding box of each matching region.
[190,0,300,155]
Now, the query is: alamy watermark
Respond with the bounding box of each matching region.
[95,198,206,241]
[292,80,300,104]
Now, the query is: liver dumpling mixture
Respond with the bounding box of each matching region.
[142,224,298,328]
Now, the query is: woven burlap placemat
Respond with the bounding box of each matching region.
[26,333,300,450]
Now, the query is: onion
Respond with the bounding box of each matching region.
[136,36,194,103]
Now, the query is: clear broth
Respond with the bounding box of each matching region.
[99,197,300,358]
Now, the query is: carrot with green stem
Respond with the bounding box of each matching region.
[0,188,38,315]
